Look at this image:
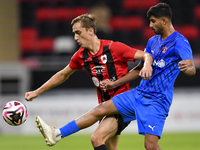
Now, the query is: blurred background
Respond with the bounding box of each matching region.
[0,0,200,136]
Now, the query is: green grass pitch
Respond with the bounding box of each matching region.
[0,132,200,150]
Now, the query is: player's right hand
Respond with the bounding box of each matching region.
[100,80,116,92]
[25,91,38,101]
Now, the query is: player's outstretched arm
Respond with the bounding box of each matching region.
[178,59,196,76]
[100,63,142,91]
[25,65,76,101]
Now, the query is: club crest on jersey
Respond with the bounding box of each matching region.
[101,54,107,64]
[162,46,168,53]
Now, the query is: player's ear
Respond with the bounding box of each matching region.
[162,17,168,25]
[88,28,94,36]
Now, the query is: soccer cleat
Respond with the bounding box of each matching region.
[35,116,58,146]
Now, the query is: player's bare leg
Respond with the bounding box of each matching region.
[105,134,119,150]
[144,134,162,150]
[91,115,119,150]
[75,100,119,129]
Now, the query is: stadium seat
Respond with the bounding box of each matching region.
[126,16,145,30]
[37,37,54,52]
[55,7,71,21]
[36,6,89,22]
[123,0,160,11]
[20,28,38,52]
[54,36,76,53]
[175,25,199,41]
[194,5,200,21]
[109,16,145,31]
[109,16,125,30]
[36,7,56,21]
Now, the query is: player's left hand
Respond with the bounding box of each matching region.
[178,60,188,72]
[139,64,152,80]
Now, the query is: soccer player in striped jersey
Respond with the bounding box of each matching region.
[28,3,196,150]
[25,14,152,150]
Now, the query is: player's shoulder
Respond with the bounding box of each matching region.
[71,47,85,59]
[174,31,190,45]
[74,47,85,55]
[106,40,128,49]
[100,39,113,46]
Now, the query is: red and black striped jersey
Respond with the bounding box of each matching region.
[69,39,137,104]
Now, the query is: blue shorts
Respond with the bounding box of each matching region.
[111,89,168,138]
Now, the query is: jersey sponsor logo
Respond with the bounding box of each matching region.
[162,46,168,53]
[101,54,107,64]
[92,77,100,87]
[148,125,155,131]
[153,59,165,68]
[91,66,106,74]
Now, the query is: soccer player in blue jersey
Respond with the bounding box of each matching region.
[33,3,196,150]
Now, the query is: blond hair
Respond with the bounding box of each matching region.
[71,13,98,34]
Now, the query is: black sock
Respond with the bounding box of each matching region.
[94,144,108,150]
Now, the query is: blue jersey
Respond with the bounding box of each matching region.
[136,31,193,112]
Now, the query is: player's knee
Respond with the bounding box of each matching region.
[91,133,103,147]
[93,103,107,118]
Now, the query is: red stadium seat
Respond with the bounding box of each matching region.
[37,37,54,52]
[175,25,199,40]
[20,28,38,52]
[36,7,56,21]
[126,16,145,30]
[194,5,200,21]
[109,16,125,30]
[36,6,89,22]
[55,7,72,21]
[110,16,145,31]
[123,0,160,11]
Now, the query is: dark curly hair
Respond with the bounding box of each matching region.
[147,3,172,21]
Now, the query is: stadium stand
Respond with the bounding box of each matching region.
[19,0,200,89]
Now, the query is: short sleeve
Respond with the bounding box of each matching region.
[69,51,84,70]
[175,37,193,60]
[109,42,137,61]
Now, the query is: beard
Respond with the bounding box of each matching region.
[152,26,163,34]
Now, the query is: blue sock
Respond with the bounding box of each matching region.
[59,120,80,137]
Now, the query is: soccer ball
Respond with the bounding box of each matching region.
[2,100,28,126]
